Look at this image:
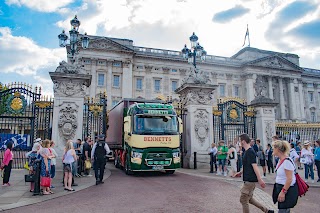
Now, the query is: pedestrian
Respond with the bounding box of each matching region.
[301,141,315,183]
[227,144,237,177]
[73,139,83,177]
[272,140,298,213]
[295,142,302,170]
[273,136,280,166]
[39,139,53,195]
[49,141,58,188]
[233,133,274,213]
[216,140,228,176]
[83,137,93,176]
[28,142,41,192]
[256,139,266,178]
[91,134,110,185]
[314,140,320,182]
[63,140,77,191]
[265,144,274,174]
[1,142,13,186]
[289,143,299,170]
[235,138,243,172]
[208,142,217,173]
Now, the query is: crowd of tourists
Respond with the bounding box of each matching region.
[209,134,320,213]
[1,134,111,192]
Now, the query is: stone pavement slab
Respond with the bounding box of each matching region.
[0,169,111,212]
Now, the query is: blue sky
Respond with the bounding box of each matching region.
[0,0,320,96]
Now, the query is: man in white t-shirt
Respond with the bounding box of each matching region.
[289,143,299,167]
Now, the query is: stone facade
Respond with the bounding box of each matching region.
[68,35,320,123]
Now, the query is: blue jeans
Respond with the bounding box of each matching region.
[50,165,56,178]
[304,163,314,180]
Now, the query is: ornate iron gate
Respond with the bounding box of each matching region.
[213,99,256,144]
[0,83,53,151]
[82,92,107,139]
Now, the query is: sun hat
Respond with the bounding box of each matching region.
[303,140,310,146]
[35,138,42,143]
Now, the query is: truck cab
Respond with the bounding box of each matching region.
[114,102,182,175]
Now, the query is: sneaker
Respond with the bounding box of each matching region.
[2,183,9,187]
[267,210,274,213]
[224,172,227,177]
[96,181,100,185]
[216,172,221,176]
[262,175,266,179]
[87,174,93,177]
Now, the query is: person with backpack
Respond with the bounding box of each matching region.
[227,144,237,177]
[91,134,111,185]
[256,139,267,178]
[272,140,298,213]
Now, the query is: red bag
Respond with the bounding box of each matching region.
[277,158,309,197]
[40,176,51,187]
[295,173,309,197]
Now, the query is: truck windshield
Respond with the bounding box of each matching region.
[134,115,178,135]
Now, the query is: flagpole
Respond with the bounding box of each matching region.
[247,24,250,47]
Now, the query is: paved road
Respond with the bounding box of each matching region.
[5,164,319,213]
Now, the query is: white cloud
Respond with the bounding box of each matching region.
[5,0,74,12]
[0,27,66,97]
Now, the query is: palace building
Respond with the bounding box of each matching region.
[69,35,320,123]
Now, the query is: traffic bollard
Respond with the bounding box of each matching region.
[33,159,41,196]
[210,152,214,173]
[194,152,197,169]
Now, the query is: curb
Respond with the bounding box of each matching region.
[176,170,320,188]
[0,169,111,212]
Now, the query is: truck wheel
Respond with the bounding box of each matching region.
[166,170,175,174]
[125,155,133,175]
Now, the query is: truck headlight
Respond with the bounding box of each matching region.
[172,152,180,158]
[131,151,142,158]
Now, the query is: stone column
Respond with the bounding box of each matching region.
[176,80,217,169]
[122,60,133,98]
[268,76,273,100]
[245,74,255,103]
[90,59,97,97]
[107,61,113,109]
[250,97,278,149]
[288,78,296,120]
[278,78,286,120]
[50,61,92,158]
[298,80,305,120]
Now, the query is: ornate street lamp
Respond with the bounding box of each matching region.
[58,15,90,62]
[181,32,207,73]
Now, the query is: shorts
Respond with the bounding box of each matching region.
[63,163,72,173]
[218,159,226,166]
[259,159,266,167]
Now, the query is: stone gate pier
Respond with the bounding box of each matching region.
[176,70,217,169]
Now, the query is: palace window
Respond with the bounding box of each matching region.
[97,74,105,86]
[172,81,178,92]
[112,100,118,107]
[234,85,240,97]
[136,78,143,90]
[113,62,121,67]
[154,79,161,92]
[113,75,120,87]
[219,84,225,97]
[311,111,316,122]
[307,83,314,88]
[308,92,314,102]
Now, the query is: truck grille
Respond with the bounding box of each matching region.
[146,153,169,159]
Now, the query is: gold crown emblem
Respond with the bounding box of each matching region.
[231,103,236,108]
[14,91,21,97]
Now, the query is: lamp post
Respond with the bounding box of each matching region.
[181,32,207,73]
[58,15,90,63]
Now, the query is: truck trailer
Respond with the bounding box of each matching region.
[106,98,182,175]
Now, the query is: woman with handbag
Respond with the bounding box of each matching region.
[272,140,298,213]
[28,143,41,192]
[1,142,13,186]
[39,140,53,195]
[301,141,315,183]
[63,140,77,191]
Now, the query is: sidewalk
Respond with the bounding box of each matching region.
[0,169,111,212]
[177,166,320,188]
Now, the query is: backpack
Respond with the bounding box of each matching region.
[95,141,106,159]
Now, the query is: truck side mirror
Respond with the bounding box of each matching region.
[178,117,183,134]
